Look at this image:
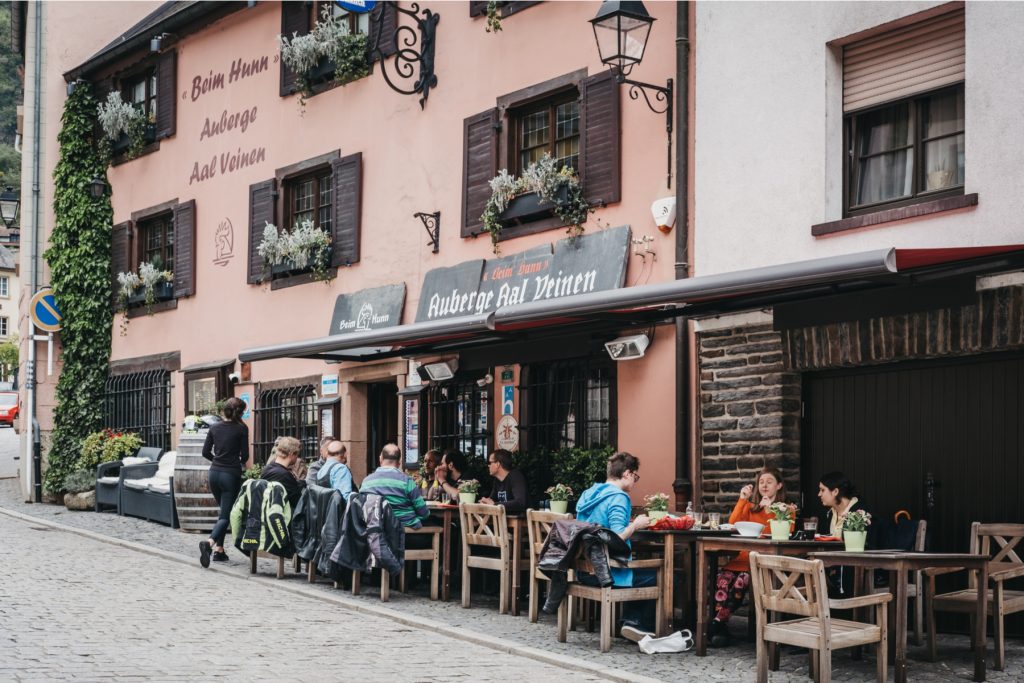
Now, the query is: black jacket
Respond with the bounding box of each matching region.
[292,484,332,561]
[538,519,632,613]
[330,493,404,575]
[202,420,249,473]
[488,469,529,515]
[317,490,349,580]
[262,462,306,508]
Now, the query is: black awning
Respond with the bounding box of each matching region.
[238,245,1024,363]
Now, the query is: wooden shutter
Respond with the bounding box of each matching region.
[111,220,133,305]
[155,49,177,139]
[248,179,276,283]
[280,1,312,97]
[461,108,499,237]
[172,199,196,298]
[331,152,362,267]
[843,9,965,113]
[368,2,397,59]
[580,70,621,206]
[469,2,488,17]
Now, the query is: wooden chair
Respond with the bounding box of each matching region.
[556,547,665,652]
[248,549,286,579]
[749,552,890,683]
[526,508,572,623]
[868,518,927,645]
[350,526,441,601]
[925,522,1024,671]
[460,503,511,613]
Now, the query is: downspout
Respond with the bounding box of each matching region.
[672,1,692,509]
[24,0,42,502]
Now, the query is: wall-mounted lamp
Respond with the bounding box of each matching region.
[418,359,458,382]
[150,33,175,53]
[475,373,493,388]
[0,186,20,229]
[590,1,673,188]
[66,79,85,96]
[414,211,440,254]
[89,176,108,200]
[605,334,650,361]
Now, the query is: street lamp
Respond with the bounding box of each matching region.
[89,176,108,199]
[589,1,674,188]
[0,186,20,228]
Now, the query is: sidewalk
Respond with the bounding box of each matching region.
[3,479,1020,682]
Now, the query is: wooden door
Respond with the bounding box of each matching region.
[367,381,399,472]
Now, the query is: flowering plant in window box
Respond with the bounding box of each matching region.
[280,5,371,103]
[116,261,174,332]
[481,154,591,253]
[257,219,333,282]
[97,91,154,160]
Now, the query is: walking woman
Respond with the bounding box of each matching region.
[199,397,250,567]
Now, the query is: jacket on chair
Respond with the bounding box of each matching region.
[330,492,404,575]
[229,478,294,558]
[538,519,632,613]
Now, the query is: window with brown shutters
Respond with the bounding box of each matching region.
[841,8,965,217]
[461,69,620,241]
[108,49,177,162]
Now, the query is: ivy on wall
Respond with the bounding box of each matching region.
[42,82,114,494]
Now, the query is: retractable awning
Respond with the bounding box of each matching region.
[238,245,1024,363]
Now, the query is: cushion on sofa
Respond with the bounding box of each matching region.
[121,456,150,467]
[96,476,121,485]
[123,478,154,491]
[148,479,172,494]
[154,452,177,480]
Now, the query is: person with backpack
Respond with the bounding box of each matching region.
[316,439,354,501]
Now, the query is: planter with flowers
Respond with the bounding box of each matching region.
[116,262,174,334]
[458,478,480,505]
[481,154,591,253]
[545,483,573,514]
[257,219,333,282]
[97,91,155,161]
[767,502,798,540]
[644,492,670,520]
[279,5,371,104]
[841,509,872,552]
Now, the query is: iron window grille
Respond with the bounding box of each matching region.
[520,358,616,452]
[253,384,318,464]
[427,376,491,461]
[102,369,173,451]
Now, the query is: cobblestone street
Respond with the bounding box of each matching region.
[3,479,1021,682]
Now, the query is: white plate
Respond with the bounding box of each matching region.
[719,523,735,530]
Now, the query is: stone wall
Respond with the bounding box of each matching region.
[698,324,801,510]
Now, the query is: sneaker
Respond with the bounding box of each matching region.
[708,619,732,648]
[199,541,211,569]
[620,624,654,643]
[212,551,229,562]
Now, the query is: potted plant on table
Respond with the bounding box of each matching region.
[767,502,798,540]
[644,492,670,521]
[458,478,480,505]
[545,483,573,515]
[841,509,872,552]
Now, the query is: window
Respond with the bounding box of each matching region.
[0,276,8,298]
[512,92,580,175]
[138,212,174,271]
[520,358,616,451]
[318,1,369,34]
[0,317,7,338]
[103,369,173,452]
[253,384,318,464]
[183,365,231,416]
[286,170,333,234]
[124,69,158,121]
[847,85,964,214]
[426,376,491,460]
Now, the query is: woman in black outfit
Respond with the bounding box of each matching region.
[199,397,250,568]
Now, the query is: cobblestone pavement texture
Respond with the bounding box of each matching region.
[2,478,1021,682]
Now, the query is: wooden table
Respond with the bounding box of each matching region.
[633,528,734,635]
[508,514,526,616]
[810,550,990,683]
[695,535,843,656]
[426,502,458,601]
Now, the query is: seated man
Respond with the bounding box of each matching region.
[433,448,466,504]
[316,439,354,501]
[360,443,431,533]
[306,436,335,486]
[575,451,654,642]
[479,448,528,514]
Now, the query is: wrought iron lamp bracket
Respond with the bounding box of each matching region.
[615,72,674,188]
[369,3,440,109]
[415,211,440,253]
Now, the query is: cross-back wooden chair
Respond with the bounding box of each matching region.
[925,522,1024,670]
[749,552,890,683]
[460,502,511,613]
[526,508,572,622]
[556,545,665,652]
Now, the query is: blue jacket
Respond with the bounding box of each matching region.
[575,482,633,586]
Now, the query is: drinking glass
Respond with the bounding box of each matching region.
[693,511,706,529]
[803,517,818,535]
[708,512,721,530]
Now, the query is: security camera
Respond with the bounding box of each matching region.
[476,373,493,388]
[228,372,241,384]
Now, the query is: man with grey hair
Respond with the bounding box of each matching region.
[307,436,345,485]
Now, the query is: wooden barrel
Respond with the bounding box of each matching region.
[172,432,220,532]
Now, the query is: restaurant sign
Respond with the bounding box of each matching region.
[329,283,406,335]
[415,226,631,322]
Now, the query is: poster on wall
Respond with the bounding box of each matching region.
[404,397,419,464]
[321,408,335,439]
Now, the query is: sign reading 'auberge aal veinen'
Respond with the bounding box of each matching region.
[415,226,632,322]
[329,283,407,335]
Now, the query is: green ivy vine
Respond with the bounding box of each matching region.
[42,82,114,494]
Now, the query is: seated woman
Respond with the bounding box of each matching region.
[418,449,445,502]
[818,470,870,596]
[433,448,466,504]
[709,466,788,647]
[316,439,354,501]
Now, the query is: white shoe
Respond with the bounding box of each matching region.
[620,625,654,643]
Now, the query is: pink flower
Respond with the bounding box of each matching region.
[717,576,730,589]
[715,589,728,602]
[734,574,749,590]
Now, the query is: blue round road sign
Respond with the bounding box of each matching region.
[31,289,62,332]
[336,0,376,13]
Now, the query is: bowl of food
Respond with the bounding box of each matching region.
[734,521,765,537]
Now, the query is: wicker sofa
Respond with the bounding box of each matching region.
[94,446,163,513]
[119,451,179,528]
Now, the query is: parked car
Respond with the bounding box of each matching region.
[0,392,19,427]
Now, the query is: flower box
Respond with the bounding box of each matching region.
[499,185,570,225]
[127,280,174,307]
[305,56,337,85]
[271,262,297,278]
[111,123,157,156]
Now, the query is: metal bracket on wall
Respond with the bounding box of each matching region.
[415,211,440,253]
[369,3,440,109]
[616,72,673,188]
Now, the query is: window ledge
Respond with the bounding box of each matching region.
[269,268,338,290]
[126,298,177,319]
[812,193,978,237]
[111,141,160,166]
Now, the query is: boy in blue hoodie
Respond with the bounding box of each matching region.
[575,451,654,642]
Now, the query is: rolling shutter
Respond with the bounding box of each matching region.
[461,108,499,237]
[111,220,133,306]
[172,199,196,297]
[843,9,965,113]
[331,153,362,267]
[368,2,397,59]
[580,70,621,206]
[248,179,276,284]
[280,2,311,97]
[155,50,177,139]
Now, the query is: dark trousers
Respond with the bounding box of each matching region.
[580,568,657,633]
[208,469,242,547]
